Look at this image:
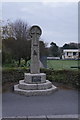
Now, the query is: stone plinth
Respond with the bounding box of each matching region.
[24,73,46,84]
[14,72,57,96]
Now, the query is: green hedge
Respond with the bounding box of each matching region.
[2,67,30,84]
[41,68,79,88]
[2,67,80,89]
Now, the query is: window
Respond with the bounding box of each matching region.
[73,52,76,56]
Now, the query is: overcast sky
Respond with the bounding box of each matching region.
[2,2,78,47]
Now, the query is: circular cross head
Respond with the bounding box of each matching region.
[30,25,42,37]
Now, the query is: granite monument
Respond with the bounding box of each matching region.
[14,25,57,96]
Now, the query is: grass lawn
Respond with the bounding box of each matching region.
[2,60,80,71]
[47,60,79,70]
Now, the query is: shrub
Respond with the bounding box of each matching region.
[41,68,80,89]
[2,68,80,89]
[2,67,30,84]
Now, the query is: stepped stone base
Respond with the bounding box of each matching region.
[19,80,52,90]
[14,83,57,96]
[14,73,57,96]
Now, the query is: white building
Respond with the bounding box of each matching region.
[62,49,80,59]
[47,57,60,60]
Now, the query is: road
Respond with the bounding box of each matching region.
[2,88,78,117]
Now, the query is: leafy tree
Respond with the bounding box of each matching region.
[69,43,78,49]
[39,40,46,57]
[22,40,31,66]
[62,43,78,49]
[62,43,70,49]
[2,19,31,66]
[2,40,13,64]
[62,43,80,49]
[10,20,30,66]
[49,42,60,57]
[2,19,48,67]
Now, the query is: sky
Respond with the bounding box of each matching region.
[2,1,78,47]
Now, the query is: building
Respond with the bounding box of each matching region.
[62,49,80,59]
[47,57,60,60]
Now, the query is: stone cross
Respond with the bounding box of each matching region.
[30,25,42,74]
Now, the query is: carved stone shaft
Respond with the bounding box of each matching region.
[30,25,42,74]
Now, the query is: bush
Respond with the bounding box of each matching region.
[41,68,80,89]
[2,67,30,84]
[2,67,80,89]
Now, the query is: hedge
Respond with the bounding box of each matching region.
[2,67,80,89]
[41,69,80,88]
[2,67,30,84]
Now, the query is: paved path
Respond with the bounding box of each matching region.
[2,88,78,117]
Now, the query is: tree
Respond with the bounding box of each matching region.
[2,19,31,66]
[62,43,70,49]
[49,42,60,57]
[10,20,30,66]
[22,40,31,66]
[69,43,78,49]
[2,38,14,64]
[39,40,46,57]
[62,43,78,49]
[2,19,49,66]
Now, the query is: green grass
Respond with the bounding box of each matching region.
[3,59,80,70]
[2,59,31,69]
[47,60,79,70]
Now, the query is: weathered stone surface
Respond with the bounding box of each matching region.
[19,80,37,90]
[37,80,52,90]
[30,26,42,74]
[24,73,46,84]
[18,80,52,90]
[14,84,57,96]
